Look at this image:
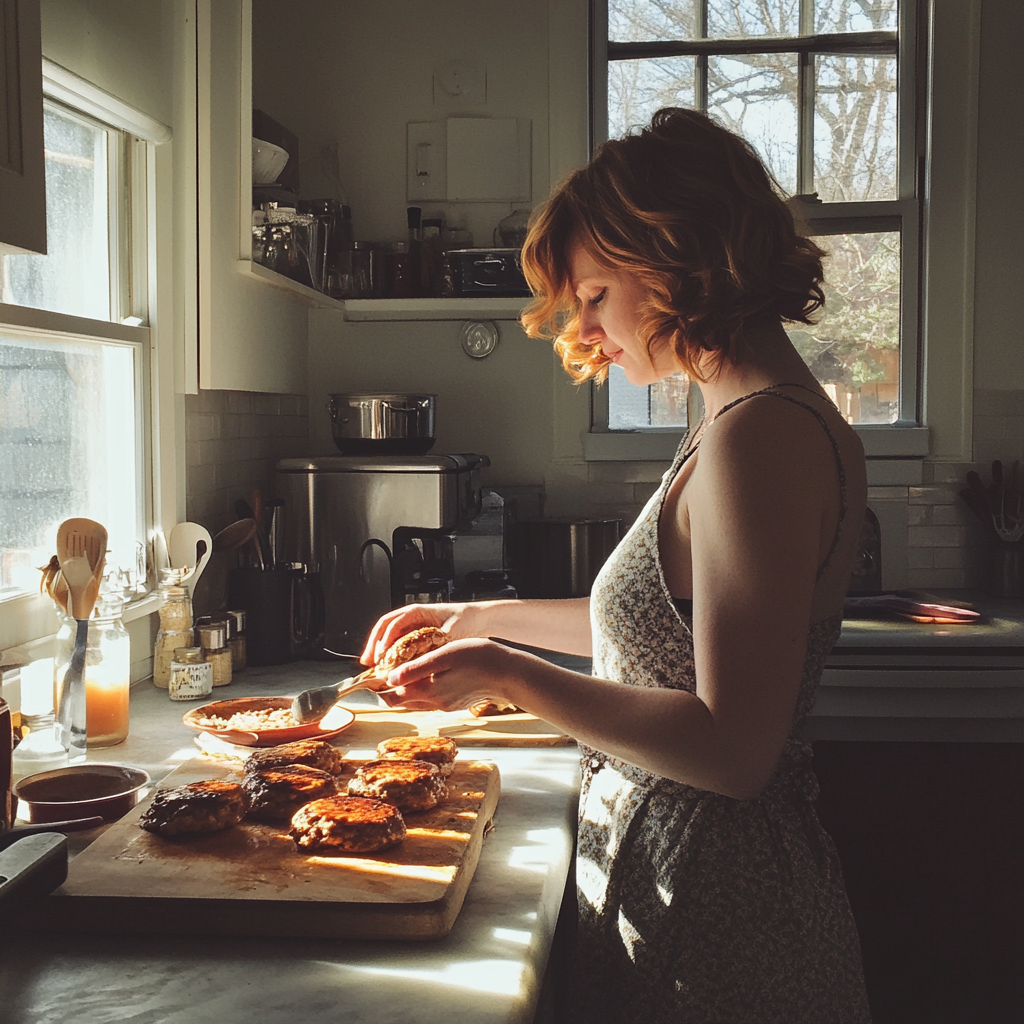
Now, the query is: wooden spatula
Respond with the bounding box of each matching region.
[55,519,107,761]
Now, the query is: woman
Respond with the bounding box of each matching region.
[361,109,872,1023]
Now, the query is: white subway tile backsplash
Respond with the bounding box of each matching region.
[907,525,964,548]
[185,391,310,541]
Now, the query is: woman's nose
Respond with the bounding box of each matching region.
[579,308,603,346]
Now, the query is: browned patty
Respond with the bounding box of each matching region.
[377,626,449,674]
[289,795,406,854]
[139,780,247,837]
[347,758,447,813]
[242,764,339,822]
[243,739,343,777]
[469,699,522,717]
[376,735,458,776]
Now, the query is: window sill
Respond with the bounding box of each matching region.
[582,424,931,463]
[240,261,530,321]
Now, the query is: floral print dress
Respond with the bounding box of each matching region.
[568,388,872,1023]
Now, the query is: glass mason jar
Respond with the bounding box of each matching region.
[54,595,131,747]
[153,571,194,689]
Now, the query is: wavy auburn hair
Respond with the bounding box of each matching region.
[519,108,826,382]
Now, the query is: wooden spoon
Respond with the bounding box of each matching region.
[56,519,107,761]
[212,518,257,553]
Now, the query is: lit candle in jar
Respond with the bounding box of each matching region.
[85,657,131,746]
[54,603,132,748]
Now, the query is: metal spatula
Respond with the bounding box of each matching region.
[56,519,107,762]
[291,669,395,724]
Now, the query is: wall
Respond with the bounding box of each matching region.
[183,389,309,617]
[40,0,174,124]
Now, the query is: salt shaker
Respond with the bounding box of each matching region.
[168,648,214,701]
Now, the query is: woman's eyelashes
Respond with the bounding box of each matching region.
[588,288,607,308]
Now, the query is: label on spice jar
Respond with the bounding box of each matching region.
[169,660,214,700]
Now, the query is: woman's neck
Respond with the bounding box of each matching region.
[693,322,825,423]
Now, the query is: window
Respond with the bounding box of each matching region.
[597,0,918,437]
[0,75,156,620]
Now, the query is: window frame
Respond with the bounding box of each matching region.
[0,59,172,652]
[587,0,930,460]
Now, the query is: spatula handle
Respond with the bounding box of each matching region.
[56,619,89,763]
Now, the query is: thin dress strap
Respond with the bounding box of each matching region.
[686,382,849,580]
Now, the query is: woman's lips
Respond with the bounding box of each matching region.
[603,348,623,363]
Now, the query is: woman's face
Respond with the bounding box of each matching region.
[569,244,680,386]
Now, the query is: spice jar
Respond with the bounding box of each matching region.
[226,609,247,672]
[54,595,131,747]
[153,570,194,689]
[197,621,232,687]
[168,647,214,701]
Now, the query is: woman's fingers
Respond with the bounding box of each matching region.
[359,605,441,665]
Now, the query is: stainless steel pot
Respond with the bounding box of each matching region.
[327,393,436,455]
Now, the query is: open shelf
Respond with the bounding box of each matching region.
[240,261,529,322]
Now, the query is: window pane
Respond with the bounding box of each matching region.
[814,54,897,201]
[609,0,699,42]
[788,230,900,424]
[609,57,697,139]
[0,104,111,321]
[708,0,799,38]
[0,334,139,598]
[815,0,898,34]
[608,365,689,429]
[709,53,799,193]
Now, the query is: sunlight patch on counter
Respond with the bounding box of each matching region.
[350,958,526,996]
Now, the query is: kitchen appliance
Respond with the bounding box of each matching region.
[508,518,622,599]
[443,248,530,297]
[327,393,436,456]
[274,454,497,654]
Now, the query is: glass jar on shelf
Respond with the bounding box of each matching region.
[153,569,194,689]
[53,594,131,748]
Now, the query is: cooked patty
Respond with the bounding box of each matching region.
[243,738,343,777]
[377,626,449,674]
[242,764,339,822]
[347,758,447,813]
[289,795,406,854]
[376,735,458,776]
[469,699,522,717]
[139,780,248,837]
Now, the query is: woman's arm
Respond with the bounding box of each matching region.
[359,596,592,667]
[380,402,842,800]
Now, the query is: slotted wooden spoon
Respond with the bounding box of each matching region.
[56,519,107,761]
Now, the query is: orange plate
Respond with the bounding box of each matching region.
[182,697,355,747]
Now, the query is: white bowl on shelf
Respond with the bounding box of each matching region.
[252,137,289,185]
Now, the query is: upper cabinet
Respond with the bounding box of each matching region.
[195,0,307,394]
[0,0,45,255]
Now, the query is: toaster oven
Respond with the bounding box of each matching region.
[443,248,531,297]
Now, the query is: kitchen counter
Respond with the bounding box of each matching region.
[811,591,1024,742]
[0,661,581,1024]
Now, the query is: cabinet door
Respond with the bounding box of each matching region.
[196,0,306,393]
[0,0,45,254]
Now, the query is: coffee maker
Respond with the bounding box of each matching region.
[274,454,506,655]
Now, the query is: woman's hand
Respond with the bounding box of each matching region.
[359,601,503,669]
[372,637,532,712]
[359,596,594,671]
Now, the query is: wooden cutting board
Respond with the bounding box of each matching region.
[339,708,574,748]
[30,755,500,941]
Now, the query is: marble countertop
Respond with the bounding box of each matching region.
[0,661,582,1024]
